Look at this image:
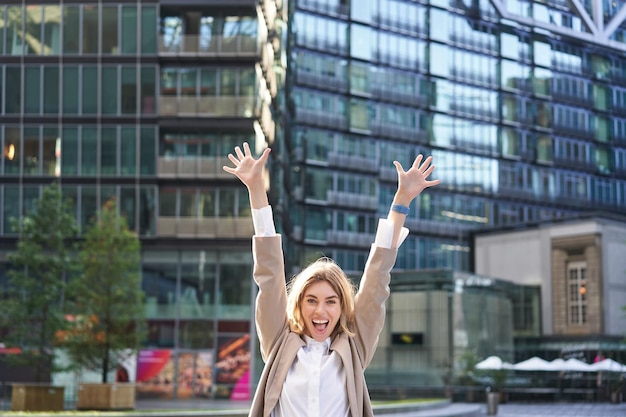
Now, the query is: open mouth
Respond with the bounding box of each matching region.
[312,319,329,332]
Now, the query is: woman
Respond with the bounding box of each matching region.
[223,142,440,417]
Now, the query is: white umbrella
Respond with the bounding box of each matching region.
[513,356,555,371]
[476,356,513,370]
[589,358,626,373]
[562,358,594,372]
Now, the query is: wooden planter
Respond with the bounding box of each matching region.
[11,384,65,411]
[77,383,136,410]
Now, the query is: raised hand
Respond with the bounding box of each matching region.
[223,142,271,209]
[223,142,271,189]
[392,155,440,206]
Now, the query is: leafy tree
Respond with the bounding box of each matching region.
[0,184,79,382]
[60,199,146,383]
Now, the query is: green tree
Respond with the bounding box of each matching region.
[61,199,146,383]
[0,184,79,382]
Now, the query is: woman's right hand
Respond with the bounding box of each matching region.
[223,142,271,190]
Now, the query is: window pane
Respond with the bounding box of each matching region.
[61,127,78,175]
[101,126,117,175]
[120,187,136,230]
[5,67,21,113]
[121,6,137,54]
[81,127,98,175]
[0,6,6,55]
[82,4,98,54]
[6,6,23,55]
[102,66,118,115]
[141,67,156,114]
[102,6,118,54]
[140,126,156,174]
[141,6,157,54]
[81,186,97,229]
[159,188,177,216]
[43,66,60,114]
[23,127,40,175]
[63,66,79,114]
[121,66,137,114]
[25,6,42,55]
[139,186,156,235]
[218,189,235,217]
[3,186,19,234]
[82,66,98,114]
[24,67,41,114]
[121,127,136,176]
[42,6,61,55]
[63,5,79,54]
[42,127,58,176]
[4,127,20,174]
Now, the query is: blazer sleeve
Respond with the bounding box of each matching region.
[352,244,397,368]
[252,235,289,362]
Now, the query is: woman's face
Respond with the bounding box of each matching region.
[300,280,342,342]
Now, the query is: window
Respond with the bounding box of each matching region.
[567,261,587,325]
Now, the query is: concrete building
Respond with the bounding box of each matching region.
[474,214,626,362]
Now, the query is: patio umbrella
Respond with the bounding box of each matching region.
[513,356,555,371]
[562,358,594,372]
[589,358,626,373]
[475,356,513,370]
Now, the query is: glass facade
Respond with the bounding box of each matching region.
[0,0,280,399]
[280,0,626,277]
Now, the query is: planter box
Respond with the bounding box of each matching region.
[77,383,136,410]
[11,384,65,411]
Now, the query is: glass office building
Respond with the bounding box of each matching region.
[2,0,626,399]
[0,0,284,398]
[280,0,626,277]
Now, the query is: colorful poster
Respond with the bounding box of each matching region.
[136,349,174,398]
[215,334,251,400]
[176,351,213,398]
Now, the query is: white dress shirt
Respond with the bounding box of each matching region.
[251,205,408,417]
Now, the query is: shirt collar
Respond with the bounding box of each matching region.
[303,335,331,353]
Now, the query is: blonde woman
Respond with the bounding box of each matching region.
[223,142,440,417]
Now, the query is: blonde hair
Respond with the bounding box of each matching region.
[286,257,356,339]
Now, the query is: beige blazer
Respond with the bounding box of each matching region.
[248,235,397,417]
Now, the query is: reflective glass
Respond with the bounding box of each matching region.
[102,67,118,115]
[61,127,78,175]
[141,6,157,54]
[141,67,156,114]
[42,6,61,55]
[350,24,372,61]
[82,66,98,114]
[121,127,136,176]
[140,126,156,175]
[5,6,23,55]
[81,127,98,176]
[42,127,58,176]
[82,5,98,54]
[63,66,79,114]
[24,67,41,114]
[5,67,21,114]
[102,6,119,54]
[121,66,137,114]
[62,6,79,54]
[121,6,137,54]
[101,127,116,175]
[218,257,252,319]
[43,66,59,114]
[23,127,39,175]
[0,6,5,54]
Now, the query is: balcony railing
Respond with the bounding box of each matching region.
[159,96,255,117]
[158,156,232,178]
[157,217,253,238]
[158,34,260,56]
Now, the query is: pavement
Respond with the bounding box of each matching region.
[1,397,626,417]
[133,399,626,417]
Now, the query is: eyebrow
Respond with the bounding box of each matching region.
[305,294,339,300]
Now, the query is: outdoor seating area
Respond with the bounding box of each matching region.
[474,356,625,403]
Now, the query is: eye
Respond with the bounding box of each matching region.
[306,298,317,304]
[327,299,337,305]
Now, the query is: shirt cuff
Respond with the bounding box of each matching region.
[252,206,277,237]
[374,218,409,249]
